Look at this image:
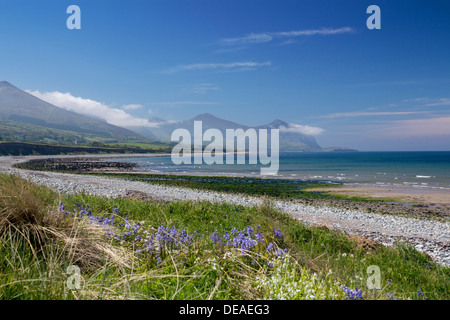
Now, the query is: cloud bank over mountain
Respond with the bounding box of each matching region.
[26,90,159,128]
[279,123,324,136]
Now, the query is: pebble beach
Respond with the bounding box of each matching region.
[1,154,449,266]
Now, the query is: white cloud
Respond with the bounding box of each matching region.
[423,98,450,107]
[218,27,354,47]
[402,97,430,103]
[192,83,220,94]
[279,123,324,136]
[323,111,429,118]
[272,27,354,37]
[122,104,143,110]
[381,117,450,137]
[165,61,271,73]
[26,90,159,128]
[218,33,273,46]
[346,80,420,88]
[148,101,219,107]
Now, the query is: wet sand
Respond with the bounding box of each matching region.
[305,185,450,221]
[309,185,450,206]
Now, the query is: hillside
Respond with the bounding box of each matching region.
[0,81,146,144]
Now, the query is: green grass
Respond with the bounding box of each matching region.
[1,141,170,157]
[106,141,173,151]
[0,119,122,146]
[0,174,448,300]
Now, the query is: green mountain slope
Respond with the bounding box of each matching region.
[0,81,146,143]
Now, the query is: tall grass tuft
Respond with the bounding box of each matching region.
[0,174,54,241]
[0,174,132,272]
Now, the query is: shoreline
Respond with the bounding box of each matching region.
[11,153,450,216]
[1,153,449,266]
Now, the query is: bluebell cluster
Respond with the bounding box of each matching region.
[207,226,286,256]
[417,288,427,299]
[386,293,396,300]
[342,286,364,300]
[133,225,287,265]
[115,222,288,264]
[273,228,283,239]
[153,225,194,249]
[57,202,288,265]
[266,242,288,258]
[115,217,141,242]
[57,201,115,226]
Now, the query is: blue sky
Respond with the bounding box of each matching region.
[1,0,449,150]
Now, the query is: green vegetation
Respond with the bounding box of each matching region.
[0,117,173,155]
[0,141,172,156]
[95,174,419,216]
[0,119,132,146]
[97,173,398,203]
[96,173,340,200]
[106,141,174,152]
[0,174,448,300]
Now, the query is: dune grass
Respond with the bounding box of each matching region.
[0,174,448,300]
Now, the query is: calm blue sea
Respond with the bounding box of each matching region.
[110,152,450,191]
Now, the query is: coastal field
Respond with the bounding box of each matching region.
[0,154,449,300]
[0,173,448,300]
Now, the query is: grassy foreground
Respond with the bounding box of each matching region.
[0,174,448,300]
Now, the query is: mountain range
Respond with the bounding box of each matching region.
[129,113,324,151]
[0,81,354,152]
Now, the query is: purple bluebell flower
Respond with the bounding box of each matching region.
[386,293,396,300]
[273,228,283,238]
[240,237,255,251]
[222,231,231,245]
[256,231,265,244]
[417,288,427,299]
[209,231,222,245]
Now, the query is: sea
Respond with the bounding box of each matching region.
[109,151,450,191]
